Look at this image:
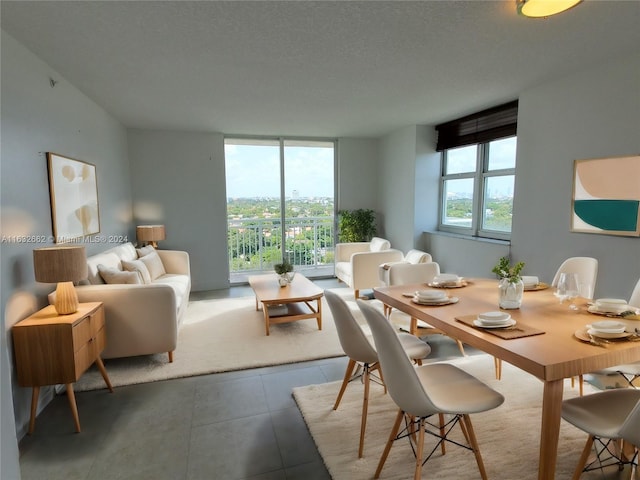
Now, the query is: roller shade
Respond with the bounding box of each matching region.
[436,100,518,151]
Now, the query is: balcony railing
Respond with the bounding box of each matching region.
[227,216,335,283]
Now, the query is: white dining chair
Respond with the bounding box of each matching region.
[552,256,599,299]
[324,289,431,458]
[382,261,468,358]
[357,299,505,480]
[552,257,599,393]
[629,277,640,310]
[561,388,640,479]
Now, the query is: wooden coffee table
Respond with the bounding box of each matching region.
[248,273,324,335]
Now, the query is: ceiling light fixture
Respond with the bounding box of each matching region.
[517,0,583,18]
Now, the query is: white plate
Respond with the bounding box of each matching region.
[427,281,467,289]
[587,328,631,339]
[588,305,627,317]
[473,319,516,329]
[411,297,459,306]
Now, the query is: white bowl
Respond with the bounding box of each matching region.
[596,298,627,305]
[590,320,626,333]
[478,311,512,325]
[521,276,539,287]
[595,300,629,314]
[433,274,460,284]
[587,328,629,339]
[415,289,447,300]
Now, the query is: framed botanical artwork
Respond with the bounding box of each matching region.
[572,155,640,237]
[47,153,100,243]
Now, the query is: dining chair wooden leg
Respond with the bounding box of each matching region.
[578,375,584,396]
[358,364,371,458]
[572,435,594,480]
[371,362,386,394]
[333,358,357,410]
[494,357,502,380]
[375,408,404,479]
[462,414,489,480]
[455,339,466,356]
[414,418,425,480]
[458,413,471,445]
[407,415,418,447]
[354,289,359,300]
[439,413,446,455]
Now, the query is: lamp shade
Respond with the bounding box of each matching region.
[33,246,87,283]
[136,225,166,242]
[33,246,87,315]
[517,0,582,18]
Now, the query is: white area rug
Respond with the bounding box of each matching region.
[293,354,600,480]
[75,288,367,392]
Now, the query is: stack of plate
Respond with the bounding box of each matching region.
[521,276,539,288]
[431,274,463,287]
[413,289,449,305]
[593,298,629,315]
[473,311,516,328]
[588,320,628,339]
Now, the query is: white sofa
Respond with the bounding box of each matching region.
[72,242,191,362]
[334,237,403,299]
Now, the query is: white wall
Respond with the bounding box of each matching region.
[1,29,132,470]
[128,130,228,291]
[336,138,380,212]
[423,52,640,296]
[511,51,640,298]
[378,126,418,250]
[378,125,442,253]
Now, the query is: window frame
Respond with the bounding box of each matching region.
[438,137,517,241]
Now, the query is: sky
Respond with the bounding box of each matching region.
[225,142,334,198]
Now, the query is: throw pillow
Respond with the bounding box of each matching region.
[136,245,156,258]
[97,264,142,285]
[139,251,166,281]
[122,259,152,284]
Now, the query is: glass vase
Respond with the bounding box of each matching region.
[498,278,524,309]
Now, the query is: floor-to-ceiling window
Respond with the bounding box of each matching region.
[225,137,335,283]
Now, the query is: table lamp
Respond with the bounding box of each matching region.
[33,245,87,315]
[136,225,166,248]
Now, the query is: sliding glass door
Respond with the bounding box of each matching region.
[224,137,335,283]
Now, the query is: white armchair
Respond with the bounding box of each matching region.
[378,249,433,287]
[335,237,403,299]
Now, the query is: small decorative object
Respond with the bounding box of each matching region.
[274,260,294,287]
[33,245,88,314]
[47,153,100,243]
[492,256,525,310]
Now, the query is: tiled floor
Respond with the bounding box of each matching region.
[16,279,634,479]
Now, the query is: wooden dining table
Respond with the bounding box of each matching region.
[374,278,640,480]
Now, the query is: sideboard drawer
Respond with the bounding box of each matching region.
[72,316,93,351]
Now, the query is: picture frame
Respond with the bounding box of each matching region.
[571,154,640,237]
[47,152,100,243]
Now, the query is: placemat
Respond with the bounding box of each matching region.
[456,314,545,339]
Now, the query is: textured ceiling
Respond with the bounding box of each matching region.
[2,1,638,138]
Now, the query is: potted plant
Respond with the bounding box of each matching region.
[338,209,377,242]
[492,256,525,309]
[274,260,295,287]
